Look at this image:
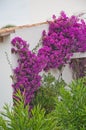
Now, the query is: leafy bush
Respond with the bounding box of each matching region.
[0,90,57,130]
[1,76,86,130]
[32,73,66,114]
[54,77,86,130]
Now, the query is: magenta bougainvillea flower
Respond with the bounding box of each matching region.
[11,11,86,106]
[11,37,46,105]
[38,11,86,70]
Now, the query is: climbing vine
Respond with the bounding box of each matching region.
[11,11,86,106]
[38,11,86,71]
[11,37,46,105]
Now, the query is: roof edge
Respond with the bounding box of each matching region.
[0,21,48,36]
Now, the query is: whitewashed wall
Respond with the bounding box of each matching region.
[0,36,13,110]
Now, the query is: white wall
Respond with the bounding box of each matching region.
[0,36,13,110]
[11,24,48,51]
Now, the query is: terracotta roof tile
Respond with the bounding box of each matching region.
[0,22,47,36]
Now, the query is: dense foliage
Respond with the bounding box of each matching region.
[0,77,86,130]
[0,90,57,130]
[32,73,66,114]
[54,77,86,130]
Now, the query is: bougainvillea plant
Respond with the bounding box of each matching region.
[38,11,86,71]
[11,37,46,105]
[11,11,86,106]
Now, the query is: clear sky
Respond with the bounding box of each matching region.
[0,0,29,27]
[0,0,86,28]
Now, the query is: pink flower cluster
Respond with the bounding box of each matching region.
[11,37,46,105]
[38,11,86,70]
[11,11,86,105]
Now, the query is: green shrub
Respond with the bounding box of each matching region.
[1,74,86,130]
[0,90,57,130]
[54,77,86,130]
[32,73,66,114]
